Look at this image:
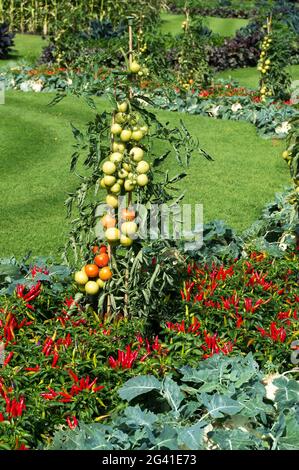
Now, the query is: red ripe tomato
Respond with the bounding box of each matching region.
[94,253,109,268]
[92,245,100,254]
[99,245,107,254]
[84,264,99,278]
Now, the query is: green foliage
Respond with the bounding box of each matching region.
[137,30,175,82]
[0,255,71,294]
[176,37,210,89]
[283,112,299,228]
[64,95,208,265]
[0,275,160,449]
[196,220,243,261]
[100,241,187,330]
[0,251,298,449]
[48,354,299,450]
[175,17,211,88]
[243,188,298,253]
[286,112,299,186]
[258,20,292,101]
[167,0,258,18]
[63,67,212,322]
[150,85,298,138]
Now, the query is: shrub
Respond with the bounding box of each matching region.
[80,19,126,40]
[208,22,263,71]
[272,0,299,35]
[0,22,14,59]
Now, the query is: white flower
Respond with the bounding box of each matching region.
[31,80,43,92]
[231,102,242,113]
[19,81,32,92]
[263,373,280,402]
[275,121,291,135]
[66,78,73,86]
[209,105,220,117]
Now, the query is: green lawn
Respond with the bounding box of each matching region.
[0,91,289,258]
[160,12,248,37]
[204,16,248,37]
[0,34,45,68]
[216,64,299,89]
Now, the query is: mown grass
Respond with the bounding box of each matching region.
[0,91,288,259]
[216,64,299,90]
[160,13,248,37]
[0,34,45,68]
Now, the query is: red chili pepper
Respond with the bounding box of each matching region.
[16,443,29,450]
[68,370,79,383]
[66,415,78,430]
[25,365,40,372]
[3,351,14,366]
[51,352,59,368]
[18,319,27,329]
[17,397,26,416]
[42,338,53,356]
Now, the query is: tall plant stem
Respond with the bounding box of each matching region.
[123,17,135,318]
[10,0,15,31]
[20,0,24,33]
[43,0,48,36]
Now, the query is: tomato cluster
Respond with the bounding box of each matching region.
[99,98,150,247]
[258,21,273,101]
[74,245,112,295]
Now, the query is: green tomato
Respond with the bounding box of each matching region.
[131,130,144,141]
[137,174,149,187]
[129,147,144,162]
[124,179,135,192]
[102,161,116,175]
[110,152,123,164]
[75,270,89,285]
[111,123,122,135]
[137,160,150,174]
[117,101,128,113]
[130,61,141,73]
[103,175,116,187]
[120,129,132,142]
